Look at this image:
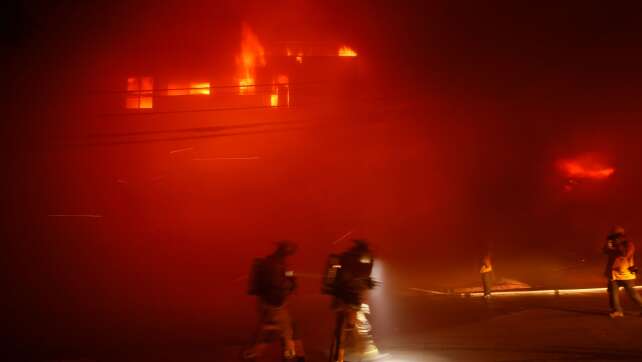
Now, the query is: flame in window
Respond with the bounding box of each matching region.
[338,46,357,57]
[126,77,153,109]
[269,75,289,108]
[287,48,304,63]
[167,82,211,96]
[189,82,210,95]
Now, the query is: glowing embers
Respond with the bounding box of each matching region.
[338,45,358,57]
[126,76,153,109]
[167,82,211,96]
[269,75,289,108]
[237,23,266,95]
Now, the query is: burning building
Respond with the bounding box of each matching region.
[115,23,361,113]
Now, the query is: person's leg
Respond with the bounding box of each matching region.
[244,303,271,359]
[606,279,622,316]
[274,306,295,359]
[340,308,358,361]
[622,279,642,308]
[482,272,491,296]
[333,310,346,362]
[291,320,305,362]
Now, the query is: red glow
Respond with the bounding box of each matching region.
[126,76,153,109]
[558,156,615,180]
[167,82,211,96]
[236,23,265,95]
[338,45,357,57]
[269,75,289,107]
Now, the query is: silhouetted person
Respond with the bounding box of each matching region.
[244,241,305,361]
[480,253,494,298]
[603,226,642,318]
[322,240,379,362]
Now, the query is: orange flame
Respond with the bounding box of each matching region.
[338,46,357,57]
[558,156,615,180]
[126,76,153,109]
[270,75,289,108]
[167,82,211,96]
[270,94,279,107]
[236,23,265,95]
[189,82,210,95]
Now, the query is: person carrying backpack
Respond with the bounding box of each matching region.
[244,241,305,361]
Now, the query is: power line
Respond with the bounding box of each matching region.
[100,104,293,117]
[90,80,326,95]
[97,91,427,118]
[52,104,423,149]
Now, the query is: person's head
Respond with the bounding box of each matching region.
[609,225,626,239]
[349,239,370,254]
[349,239,373,265]
[273,240,297,258]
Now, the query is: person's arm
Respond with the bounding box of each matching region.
[624,241,635,260]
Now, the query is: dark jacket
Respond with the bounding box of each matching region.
[249,254,296,306]
[333,249,374,306]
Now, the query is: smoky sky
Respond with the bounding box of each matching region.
[4,1,642,351]
[5,0,642,262]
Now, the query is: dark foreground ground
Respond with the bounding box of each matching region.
[9,291,642,362]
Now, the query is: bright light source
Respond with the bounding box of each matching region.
[269,75,289,107]
[558,155,614,180]
[338,46,358,57]
[126,76,153,109]
[189,82,210,95]
[236,23,265,95]
[167,82,211,96]
[466,286,641,298]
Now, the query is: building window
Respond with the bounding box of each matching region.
[167,82,211,96]
[126,76,153,109]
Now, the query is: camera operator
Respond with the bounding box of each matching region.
[323,239,379,362]
[603,226,642,318]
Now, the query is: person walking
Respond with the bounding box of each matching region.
[603,226,642,318]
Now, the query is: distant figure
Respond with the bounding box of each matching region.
[480,253,494,298]
[603,226,642,318]
[244,241,305,361]
[322,240,379,362]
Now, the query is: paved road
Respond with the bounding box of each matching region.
[10,292,642,361]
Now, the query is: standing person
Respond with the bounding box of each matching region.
[603,226,642,318]
[322,240,379,362]
[480,253,494,298]
[244,241,305,361]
